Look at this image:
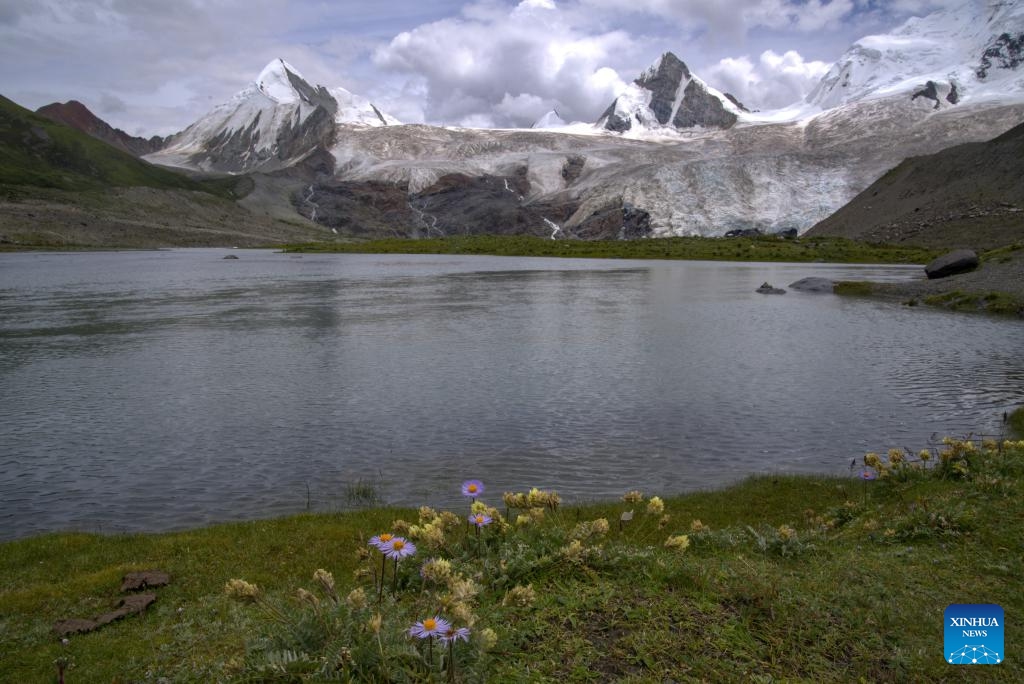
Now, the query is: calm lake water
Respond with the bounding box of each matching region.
[1,249,1021,540]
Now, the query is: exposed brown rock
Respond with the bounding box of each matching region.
[53,594,157,636]
[120,570,171,592]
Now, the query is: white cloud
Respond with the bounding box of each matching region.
[707,49,831,110]
[373,1,632,127]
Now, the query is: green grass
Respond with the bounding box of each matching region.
[0,95,233,198]
[281,234,938,264]
[1009,407,1024,438]
[923,290,1024,316]
[2,438,1022,681]
[833,280,877,296]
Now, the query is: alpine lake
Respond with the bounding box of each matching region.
[1,249,1021,540]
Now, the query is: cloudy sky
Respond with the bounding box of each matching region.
[1,0,963,135]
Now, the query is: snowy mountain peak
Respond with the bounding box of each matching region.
[532,109,567,129]
[255,58,307,104]
[598,51,738,133]
[806,0,1024,109]
[146,59,399,173]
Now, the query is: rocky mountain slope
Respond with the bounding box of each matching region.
[0,95,325,248]
[596,52,744,133]
[806,120,1024,250]
[150,59,398,174]
[36,100,165,156]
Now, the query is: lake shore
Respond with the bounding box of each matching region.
[2,436,1021,681]
[837,245,1024,317]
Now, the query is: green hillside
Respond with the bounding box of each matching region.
[0,94,224,195]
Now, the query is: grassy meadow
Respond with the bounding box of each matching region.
[2,437,1022,682]
[281,234,939,265]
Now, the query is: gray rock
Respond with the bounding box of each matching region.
[673,79,738,130]
[925,249,979,279]
[789,277,836,293]
[756,282,786,295]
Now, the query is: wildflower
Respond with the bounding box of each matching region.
[346,587,367,610]
[479,627,498,651]
[470,500,488,514]
[888,448,905,464]
[447,576,480,602]
[313,569,336,597]
[392,519,411,534]
[860,469,877,480]
[296,588,319,607]
[528,507,545,522]
[919,449,931,462]
[224,578,259,602]
[421,558,454,583]
[440,625,471,644]
[367,613,383,634]
[778,525,796,541]
[469,513,493,528]
[452,602,475,626]
[369,533,394,550]
[561,539,586,563]
[419,506,438,522]
[664,535,690,551]
[502,584,537,607]
[527,487,545,507]
[690,519,708,533]
[462,480,484,498]
[659,514,671,529]
[438,511,462,528]
[516,514,531,526]
[591,518,610,535]
[410,615,451,639]
[622,490,644,504]
[420,523,445,547]
[383,537,417,559]
[647,496,665,515]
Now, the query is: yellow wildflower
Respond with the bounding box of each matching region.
[690,519,708,533]
[664,535,690,552]
[224,578,259,602]
[646,496,665,515]
[622,490,644,504]
[345,587,367,610]
[502,584,537,607]
[479,627,498,651]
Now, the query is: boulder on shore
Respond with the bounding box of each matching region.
[925,249,978,279]
[789,277,836,293]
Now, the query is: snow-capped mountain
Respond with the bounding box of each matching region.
[807,0,1024,109]
[142,2,1024,240]
[531,109,567,129]
[597,52,744,133]
[147,59,398,173]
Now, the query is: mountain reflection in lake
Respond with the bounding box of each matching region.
[1,249,1021,540]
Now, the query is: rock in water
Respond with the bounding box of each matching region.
[756,282,786,294]
[789,277,836,293]
[924,249,979,279]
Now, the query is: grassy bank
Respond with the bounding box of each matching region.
[281,234,938,264]
[2,437,1021,681]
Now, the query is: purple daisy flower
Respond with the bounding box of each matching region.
[382,537,416,559]
[461,480,484,497]
[440,626,471,644]
[860,469,877,481]
[409,616,451,639]
[369,533,394,551]
[469,513,493,528]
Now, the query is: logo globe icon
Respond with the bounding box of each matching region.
[947,645,1001,665]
